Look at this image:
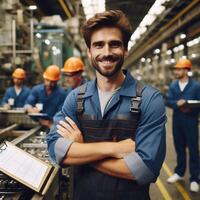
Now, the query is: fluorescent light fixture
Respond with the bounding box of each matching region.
[44,39,50,45]
[52,46,57,51]
[81,0,105,19]
[28,5,37,10]
[170,58,175,63]
[180,34,186,39]
[154,48,160,54]
[167,50,172,55]
[147,58,151,63]
[129,0,170,50]
[35,33,42,38]
[178,44,184,50]
[191,54,196,58]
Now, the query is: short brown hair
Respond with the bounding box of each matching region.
[81,10,132,50]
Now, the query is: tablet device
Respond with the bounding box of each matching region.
[184,100,200,109]
[28,113,51,121]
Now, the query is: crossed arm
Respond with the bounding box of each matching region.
[57,117,135,180]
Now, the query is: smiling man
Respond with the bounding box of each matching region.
[47,10,166,200]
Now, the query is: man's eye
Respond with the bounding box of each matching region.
[94,43,103,48]
[111,42,122,48]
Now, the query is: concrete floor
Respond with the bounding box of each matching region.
[149,109,200,200]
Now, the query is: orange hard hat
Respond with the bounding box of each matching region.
[175,58,192,69]
[62,57,84,74]
[43,65,60,81]
[12,68,26,79]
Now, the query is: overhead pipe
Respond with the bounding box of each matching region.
[58,0,72,18]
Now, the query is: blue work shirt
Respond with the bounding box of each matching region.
[25,84,66,119]
[166,79,200,115]
[1,86,30,108]
[47,70,166,185]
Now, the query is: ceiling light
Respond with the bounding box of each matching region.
[180,34,186,39]
[44,39,50,45]
[28,5,37,10]
[167,50,172,55]
[35,33,42,38]
[81,0,105,19]
[154,49,160,54]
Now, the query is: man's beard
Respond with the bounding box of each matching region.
[91,54,124,77]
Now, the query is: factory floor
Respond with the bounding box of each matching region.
[150,109,200,200]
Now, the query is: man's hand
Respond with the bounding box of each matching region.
[112,138,135,158]
[177,99,191,113]
[39,119,52,128]
[177,99,186,107]
[57,117,83,143]
[27,107,40,113]
[2,104,10,110]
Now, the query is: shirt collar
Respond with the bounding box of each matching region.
[84,70,138,98]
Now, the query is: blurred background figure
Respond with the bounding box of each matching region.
[166,58,200,192]
[1,68,30,110]
[25,65,66,128]
[62,57,86,96]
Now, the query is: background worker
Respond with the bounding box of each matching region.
[62,57,86,96]
[1,68,30,109]
[47,10,166,200]
[25,65,66,128]
[166,58,200,192]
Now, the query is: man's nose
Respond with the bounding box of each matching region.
[104,44,111,56]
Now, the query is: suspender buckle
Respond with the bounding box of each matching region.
[130,96,141,113]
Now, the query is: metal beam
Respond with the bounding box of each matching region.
[125,0,200,68]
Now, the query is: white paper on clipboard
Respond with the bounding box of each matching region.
[0,141,53,193]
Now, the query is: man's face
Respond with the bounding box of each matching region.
[174,68,188,79]
[44,79,57,90]
[64,74,81,89]
[13,78,24,86]
[88,27,127,77]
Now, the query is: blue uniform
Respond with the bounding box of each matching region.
[47,71,166,186]
[166,79,200,183]
[25,84,66,119]
[1,86,30,108]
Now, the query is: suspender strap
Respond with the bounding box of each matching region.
[77,81,144,115]
[76,83,87,115]
[130,81,144,114]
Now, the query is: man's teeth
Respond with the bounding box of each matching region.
[102,61,113,64]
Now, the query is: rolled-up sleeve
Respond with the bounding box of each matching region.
[47,90,78,164]
[124,89,166,185]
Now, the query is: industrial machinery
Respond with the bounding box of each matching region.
[0,109,71,200]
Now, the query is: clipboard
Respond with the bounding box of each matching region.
[183,100,200,109]
[0,140,54,194]
[28,113,51,121]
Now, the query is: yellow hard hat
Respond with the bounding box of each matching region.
[43,65,60,81]
[12,68,26,79]
[175,58,192,69]
[62,57,84,74]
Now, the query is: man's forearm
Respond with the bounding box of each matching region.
[61,139,134,165]
[62,142,114,165]
[92,158,134,180]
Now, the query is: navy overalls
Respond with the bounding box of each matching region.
[167,79,200,183]
[72,82,150,200]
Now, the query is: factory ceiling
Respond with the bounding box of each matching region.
[20,0,155,33]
